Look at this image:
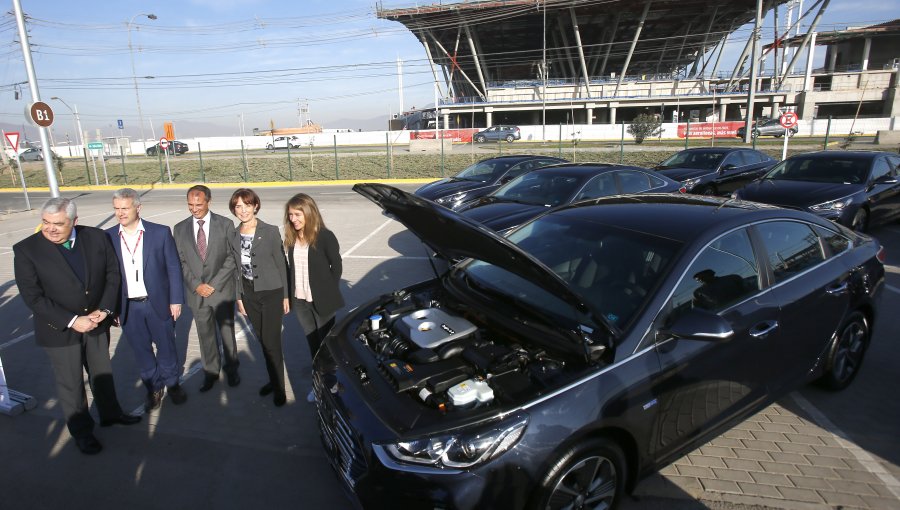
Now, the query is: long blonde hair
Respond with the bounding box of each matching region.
[283,193,325,249]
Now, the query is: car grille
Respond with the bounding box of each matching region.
[313,371,368,489]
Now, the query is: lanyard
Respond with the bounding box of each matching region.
[120,230,143,281]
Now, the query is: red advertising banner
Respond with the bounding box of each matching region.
[677,121,744,139]
[410,129,479,142]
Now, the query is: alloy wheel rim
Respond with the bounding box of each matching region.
[834,321,865,382]
[546,455,617,510]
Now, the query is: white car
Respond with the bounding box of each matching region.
[266,136,301,150]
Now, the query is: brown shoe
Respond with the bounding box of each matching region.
[144,389,164,412]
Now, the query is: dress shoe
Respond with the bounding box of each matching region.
[199,373,219,393]
[144,388,164,412]
[100,413,142,427]
[167,384,188,405]
[226,371,241,387]
[259,382,274,396]
[74,434,103,455]
[273,390,287,407]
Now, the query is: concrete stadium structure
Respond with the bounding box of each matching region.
[378,0,900,130]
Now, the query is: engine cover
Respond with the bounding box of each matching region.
[394,308,477,349]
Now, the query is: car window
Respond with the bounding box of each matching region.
[665,229,760,323]
[456,160,513,182]
[763,156,870,184]
[659,151,725,170]
[742,151,763,164]
[506,161,534,179]
[888,156,900,175]
[721,152,746,168]
[575,173,618,200]
[870,157,891,181]
[617,171,652,193]
[647,174,668,188]
[756,221,825,283]
[812,225,850,256]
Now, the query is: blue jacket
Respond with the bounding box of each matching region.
[106,220,184,324]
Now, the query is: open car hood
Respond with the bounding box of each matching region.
[354,183,595,318]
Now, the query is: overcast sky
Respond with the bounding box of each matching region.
[1,0,897,141]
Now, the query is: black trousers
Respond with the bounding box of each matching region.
[242,278,286,394]
[292,298,335,361]
[43,331,125,438]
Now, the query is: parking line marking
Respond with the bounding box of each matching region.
[0,331,33,351]
[342,219,392,257]
[887,284,900,295]
[791,393,900,501]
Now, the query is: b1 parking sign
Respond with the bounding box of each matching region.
[117,119,124,129]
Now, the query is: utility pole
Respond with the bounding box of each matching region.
[13,0,59,198]
[743,0,764,143]
[397,56,405,114]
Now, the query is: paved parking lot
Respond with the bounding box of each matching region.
[0,184,898,510]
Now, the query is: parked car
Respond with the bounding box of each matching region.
[473,125,521,143]
[15,147,50,162]
[266,136,302,150]
[314,184,884,510]
[415,155,567,209]
[655,147,777,195]
[457,163,682,233]
[736,118,798,139]
[146,140,188,156]
[733,150,900,232]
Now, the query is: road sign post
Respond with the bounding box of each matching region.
[779,111,799,160]
[160,137,172,183]
[3,131,30,210]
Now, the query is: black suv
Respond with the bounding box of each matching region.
[146,140,188,156]
[655,147,776,195]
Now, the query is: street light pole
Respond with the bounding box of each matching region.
[128,13,157,154]
[50,97,84,152]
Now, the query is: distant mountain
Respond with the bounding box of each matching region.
[322,115,389,132]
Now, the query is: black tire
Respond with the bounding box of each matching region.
[505,134,515,143]
[475,135,486,143]
[817,312,869,391]
[146,148,155,156]
[530,437,626,510]
[850,208,868,233]
[266,144,274,150]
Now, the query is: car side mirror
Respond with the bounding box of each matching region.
[658,308,734,342]
[721,164,736,172]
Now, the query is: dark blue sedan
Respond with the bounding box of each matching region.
[733,151,900,232]
[655,147,777,195]
[415,155,567,209]
[457,163,683,233]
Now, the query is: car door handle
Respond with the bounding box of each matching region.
[826,281,849,295]
[749,320,779,338]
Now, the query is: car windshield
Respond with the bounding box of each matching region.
[762,156,871,184]
[455,160,515,182]
[459,213,681,330]
[658,151,725,170]
[493,172,585,206]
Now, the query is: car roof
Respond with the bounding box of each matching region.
[675,147,744,154]
[553,194,800,244]
[480,154,564,163]
[787,150,890,160]
[527,163,650,176]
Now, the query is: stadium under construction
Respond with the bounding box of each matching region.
[378,0,900,132]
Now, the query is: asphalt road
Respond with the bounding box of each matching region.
[0,185,898,510]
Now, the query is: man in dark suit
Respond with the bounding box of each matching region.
[174,185,241,392]
[107,188,187,412]
[13,197,141,455]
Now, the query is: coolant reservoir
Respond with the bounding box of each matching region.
[447,379,494,407]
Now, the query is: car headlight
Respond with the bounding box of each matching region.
[809,197,852,213]
[380,416,528,469]
[436,192,467,205]
[681,177,702,191]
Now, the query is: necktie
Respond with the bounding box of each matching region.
[62,240,73,250]
[197,219,207,261]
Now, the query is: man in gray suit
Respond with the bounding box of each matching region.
[174,185,241,392]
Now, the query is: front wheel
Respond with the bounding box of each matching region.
[530,437,626,510]
[505,134,515,143]
[475,135,486,143]
[817,312,869,391]
[266,144,274,150]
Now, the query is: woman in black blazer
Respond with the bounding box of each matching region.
[230,189,290,407]
[283,193,344,402]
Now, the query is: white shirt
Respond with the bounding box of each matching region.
[192,211,211,252]
[119,219,148,298]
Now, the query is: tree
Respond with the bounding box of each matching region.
[627,114,662,145]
